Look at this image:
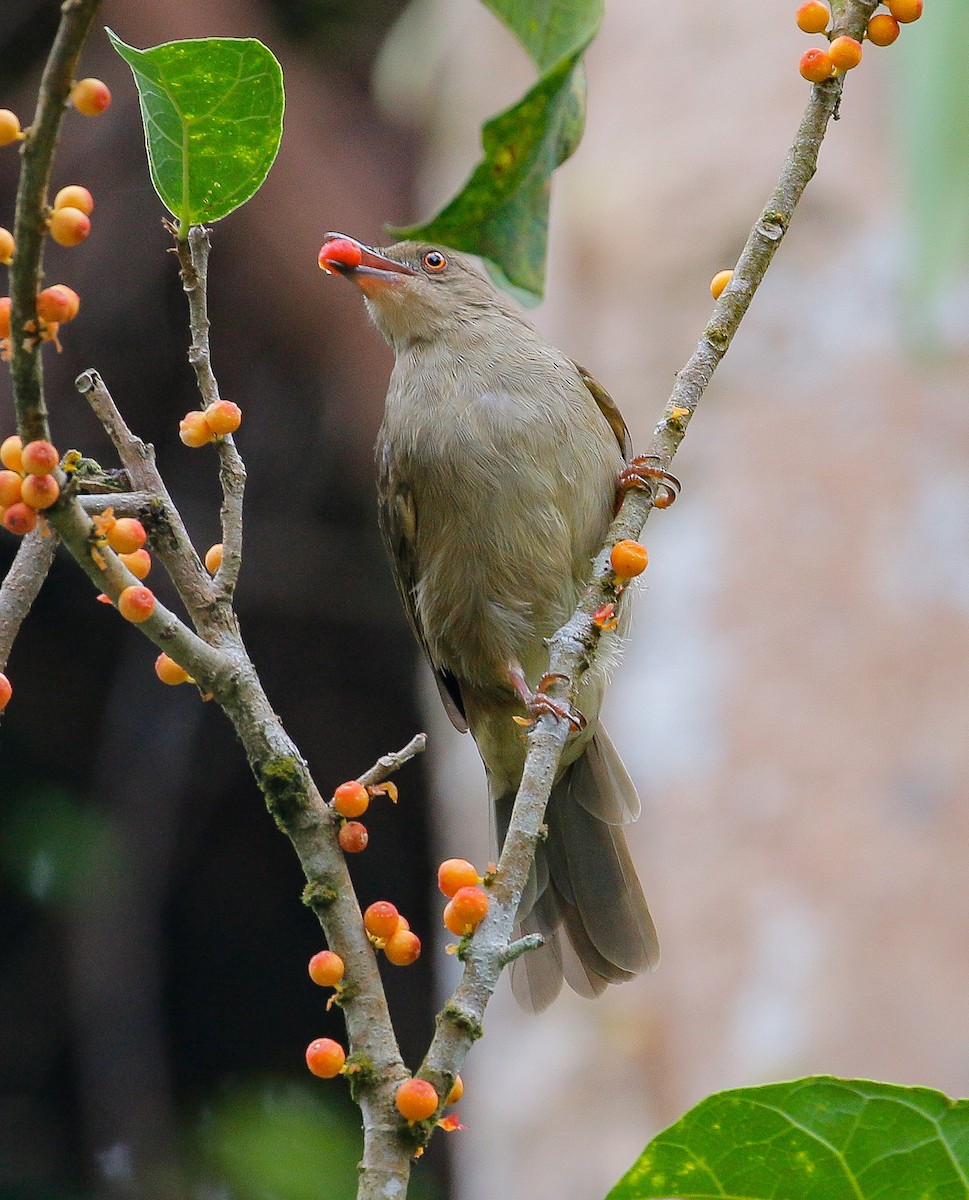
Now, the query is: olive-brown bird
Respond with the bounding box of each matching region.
[319,234,660,1009]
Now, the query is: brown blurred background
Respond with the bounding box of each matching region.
[2,2,969,1200]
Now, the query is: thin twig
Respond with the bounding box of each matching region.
[358,732,428,788]
[0,525,59,670]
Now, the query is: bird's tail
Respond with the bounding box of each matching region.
[495,726,659,1012]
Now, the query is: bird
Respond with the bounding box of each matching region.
[318,233,663,1010]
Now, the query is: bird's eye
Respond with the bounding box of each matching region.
[422,250,447,272]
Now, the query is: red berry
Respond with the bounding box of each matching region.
[0,436,22,473]
[0,110,22,147]
[155,653,190,685]
[364,901,400,942]
[21,440,58,475]
[308,950,345,987]
[795,1,829,34]
[338,821,369,853]
[384,928,421,967]
[333,780,369,818]
[36,285,80,324]
[887,0,922,22]
[117,585,155,623]
[71,78,112,116]
[48,206,91,247]
[446,886,489,934]
[119,548,152,580]
[53,185,94,214]
[178,411,214,447]
[867,13,901,44]
[829,35,863,70]
[610,539,648,579]
[437,858,480,898]
[107,517,147,555]
[203,400,242,435]
[0,672,11,710]
[20,473,60,510]
[0,228,13,265]
[799,47,835,82]
[0,470,22,507]
[395,1078,439,1122]
[204,543,223,574]
[318,237,363,273]
[305,1037,346,1079]
[3,503,38,536]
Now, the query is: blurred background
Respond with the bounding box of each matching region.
[1,1,968,1199]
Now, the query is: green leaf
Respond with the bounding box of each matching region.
[606,1077,969,1200]
[389,0,603,300]
[108,30,284,235]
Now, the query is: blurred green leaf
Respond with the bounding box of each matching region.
[606,1077,969,1200]
[389,0,603,300]
[897,0,969,333]
[108,30,284,235]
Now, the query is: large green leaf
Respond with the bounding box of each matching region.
[108,30,284,236]
[606,1077,969,1200]
[389,0,603,300]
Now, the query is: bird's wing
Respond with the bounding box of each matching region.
[573,361,632,461]
[376,443,469,732]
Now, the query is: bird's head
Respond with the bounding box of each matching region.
[318,233,507,350]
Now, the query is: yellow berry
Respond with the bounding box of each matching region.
[710,269,733,300]
[155,653,190,685]
[0,110,22,147]
[204,542,223,574]
[795,1,829,34]
[829,35,863,70]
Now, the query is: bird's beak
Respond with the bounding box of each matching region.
[318,233,417,293]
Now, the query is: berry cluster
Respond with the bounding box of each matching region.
[178,400,242,447]
[0,435,61,535]
[329,777,399,855]
[438,857,490,937]
[796,1,923,83]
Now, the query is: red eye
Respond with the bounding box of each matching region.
[422,250,447,272]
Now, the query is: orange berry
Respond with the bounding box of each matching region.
[0,110,22,147]
[437,858,480,898]
[20,440,58,475]
[338,820,369,853]
[866,12,900,44]
[0,435,23,472]
[384,928,421,967]
[20,473,59,510]
[36,285,80,324]
[887,0,922,21]
[204,542,223,574]
[446,1075,464,1106]
[308,950,345,988]
[611,539,648,579]
[3,502,38,536]
[449,885,489,930]
[0,228,13,264]
[0,297,10,338]
[305,1037,346,1079]
[118,548,151,580]
[0,470,22,507]
[178,410,214,447]
[363,900,400,942]
[48,206,91,247]
[0,672,11,710]
[795,1,829,33]
[799,47,835,82]
[829,35,863,70]
[71,78,112,116]
[154,652,190,685]
[332,780,369,818]
[53,185,94,214]
[710,269,733,300]
[107,517,147,554]
[117,585,155,623]
[204,400,242,435]
[395,1078,439,1122]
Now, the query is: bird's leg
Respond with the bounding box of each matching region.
[617,455,681,510]
[507,663,586,732]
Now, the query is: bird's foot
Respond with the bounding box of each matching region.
[617,455,681,510]
[508,666,586,732]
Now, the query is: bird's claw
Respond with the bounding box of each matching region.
[617,455,681,509]
[508,667,586,732]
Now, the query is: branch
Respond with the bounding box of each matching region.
[418,0,880,1118]
[0,524,58,671]
[358,732,428,788]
